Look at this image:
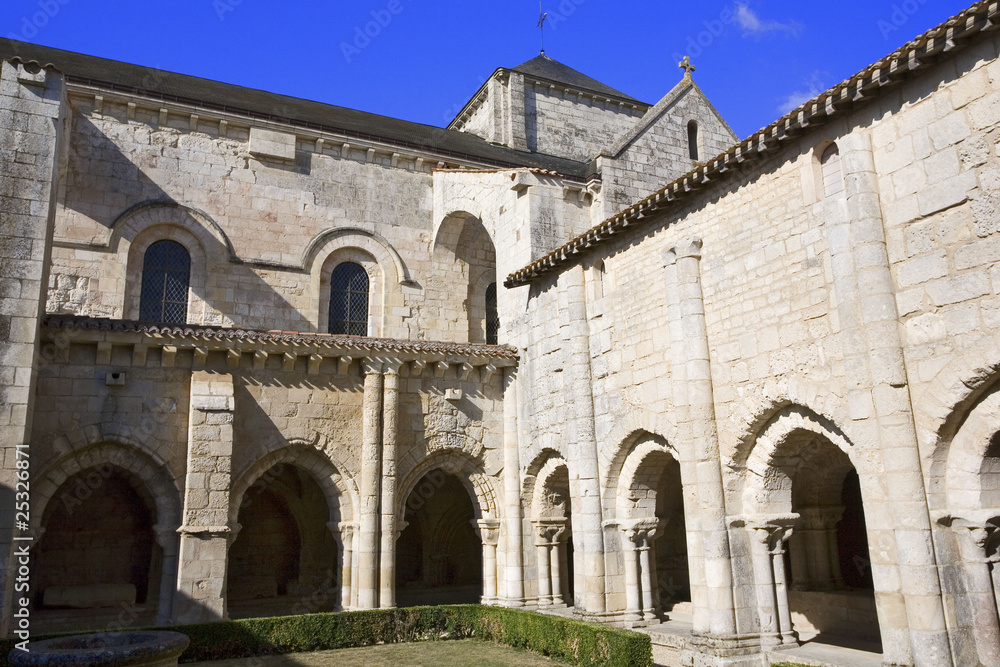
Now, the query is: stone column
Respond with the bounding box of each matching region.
[379,363,400,609]
[953,522,1000,667]
[640,522,665,623]
[747,516,799,647]
[560,265,605,614]
[0,60,65,635]
[331,521,356,611]
[749,526,780,643]
[173,371,235,624]
[502,368,525,606]
[153,524,181,625]
[799,507,844,589]
[669,239,736,638]
[357,360,383,609]
[477,519,501,603]
[825,134,950,665]
[535,538,552,606]
[621,529,643,623]
[533,521,564,606]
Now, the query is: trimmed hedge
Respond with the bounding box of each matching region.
[0,605,652,667]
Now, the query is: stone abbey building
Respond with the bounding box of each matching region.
[1,2,999,665]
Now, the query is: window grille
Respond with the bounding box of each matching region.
[486,282,499,345]
[139,240,190,323]
[329,262,369,336]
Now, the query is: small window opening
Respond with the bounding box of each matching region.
[821,143,844,199]
[688,121,700,161]
[486,282,499,345]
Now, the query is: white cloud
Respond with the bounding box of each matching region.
[734,3,803,37]
[777,72,827,115]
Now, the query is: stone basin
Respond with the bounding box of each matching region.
[9,631,189,667]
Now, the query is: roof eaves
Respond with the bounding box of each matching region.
[505,0,999,288]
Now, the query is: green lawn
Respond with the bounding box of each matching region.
[192,638,574,666]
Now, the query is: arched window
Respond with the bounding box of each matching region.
[485,282,499,345]
[688,121,699,161]
[821,143,844,198]
[328,262,369,336]
[139,240,190,323]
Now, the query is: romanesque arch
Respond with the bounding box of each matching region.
[30,439,182,631]
[429,210,497,343]
[227,445,356,617]
[932,376,1000,667]
[741,405,880,648]
[527,454,575,608]
[395,451,499,606]
[609,433,690,623]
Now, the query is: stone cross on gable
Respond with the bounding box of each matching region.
[679,56,696,78]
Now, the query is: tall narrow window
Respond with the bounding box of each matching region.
[139,240,190,323]
[485,282,499,345]
[329,262,369,336]
[688,121,699,161]
[821,143,844,199]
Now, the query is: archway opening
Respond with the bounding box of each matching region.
[782,434,880,646]
[227,464,337,618]
[533,462,574,607]
[396,469,482,606]
[33,466,160,632]
[431,213,497,344]
[654,457,690,611]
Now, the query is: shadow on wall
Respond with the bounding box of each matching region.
[60,116,311,331]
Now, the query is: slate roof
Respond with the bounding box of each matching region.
[43,315,520,360]
[505,0,999,288]
[0,38,593,180]
[512,53,645,104]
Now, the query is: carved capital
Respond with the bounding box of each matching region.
[476,519,502,546]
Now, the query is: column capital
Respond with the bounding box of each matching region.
[672,237,703,261]
[532,519,567,545]
[742,513,799,552]
[476,519,502,546]
[619,517,663,545]
[798,506,845,531]
[362,358,384,375]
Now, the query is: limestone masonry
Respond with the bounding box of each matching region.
[1,3,999,666]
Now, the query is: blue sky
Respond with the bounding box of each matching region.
[1,0,975,141]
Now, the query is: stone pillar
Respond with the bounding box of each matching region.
[747,516,799,647]
[668,239,736,638]
[379,363,400,609]
[799,507,844,589]
[477,519,501,603]
[331,521,355,611]
[822,134,951,665]
[502,368,525,606]
[622,531,643,623]
[550,538,563,605]
[533,521,564,606]
[357,360,383,610]
[560,265,605,614]
[662,250,709,635]
[0,60,65,636]
[173,371,235,624]
[153,524,181,625]
[953,522,1000,667]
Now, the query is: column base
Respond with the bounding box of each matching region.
[681,633,768,667]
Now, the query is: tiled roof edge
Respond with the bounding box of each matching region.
[43,315,519,360]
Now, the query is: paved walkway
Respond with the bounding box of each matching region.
[641,613,884,667]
